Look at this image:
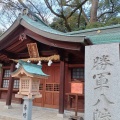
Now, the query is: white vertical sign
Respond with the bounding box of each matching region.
[85,43,120,120]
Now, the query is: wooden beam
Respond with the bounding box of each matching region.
[2,66,10,69]
[0,50,17,59]
[59,60,65,114]
[68,64,84,68]
[11,39,32,53]
[25,29,81,50]
[40,50,58,56]
[68,50,84,59]
[17,53,29,58]
[6,40,23,51]
[0,26,25,51]
[6,62,15,106]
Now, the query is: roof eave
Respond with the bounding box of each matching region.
[0,18,21,41]
[20,19,85,43]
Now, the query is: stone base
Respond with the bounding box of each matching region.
[69,116,84,120]
[57,113,65,118]
[4,105,12,109]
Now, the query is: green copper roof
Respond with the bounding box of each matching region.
[22,15,65,35]
[20,15,85,43]
[1,13,120,46]
[18,60,48,77]
[87,32,120,44]
[21,15,120,44]
[66,24,120,36]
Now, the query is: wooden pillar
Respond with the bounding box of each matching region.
[6,62,15,107]
[0,65,3,98]
[59,60,65,114]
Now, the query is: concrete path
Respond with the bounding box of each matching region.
[0,101,84,120]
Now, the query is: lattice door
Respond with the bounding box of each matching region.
[21,79,29,92]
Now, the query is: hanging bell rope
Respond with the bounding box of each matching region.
[10,54,60,62]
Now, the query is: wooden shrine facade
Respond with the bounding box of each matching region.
[0,12,90,114]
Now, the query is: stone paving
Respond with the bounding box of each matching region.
[0,102,84,120]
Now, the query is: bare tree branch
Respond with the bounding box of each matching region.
[27,0,46,22]
[97,0,114,20]
[44,0,63,18]
[66,0,87,19]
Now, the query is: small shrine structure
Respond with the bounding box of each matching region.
[11,60,48,98]
[11,60,49,120]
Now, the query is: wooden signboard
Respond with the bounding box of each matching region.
[27,43,39,58]
[71,82,83,94]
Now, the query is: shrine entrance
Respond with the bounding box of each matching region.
[33,64,60,109]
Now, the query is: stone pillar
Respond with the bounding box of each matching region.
[22,97,33,120]
[85,43,120,120]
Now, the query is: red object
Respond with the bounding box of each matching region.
[71,82,83,94]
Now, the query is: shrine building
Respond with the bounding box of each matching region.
[0,9,120,116]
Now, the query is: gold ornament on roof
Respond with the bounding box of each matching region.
[97,30,101,33]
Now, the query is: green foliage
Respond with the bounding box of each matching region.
[50,7,86,32]
[85,17,120,29]
[51,15,120,32]
[86,22,104,29]
[50,18,67,32]
[50,14,86,32]
[105,17,120,26]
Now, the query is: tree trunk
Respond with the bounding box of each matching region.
[90,0,99,23]
[64,18,71,32]
[82,9,89,24]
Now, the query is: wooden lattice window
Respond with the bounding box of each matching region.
[71,68,84,80]
[46,84,53,91]
[3,80,9,88]
[4,70,11,78]
[39,84,43,90]
[32,80,39,90]
[21,79,29,90]
[13,80,19,89]
[2,69,10,88]
[54,84,59,91]
[46,83,60,92]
